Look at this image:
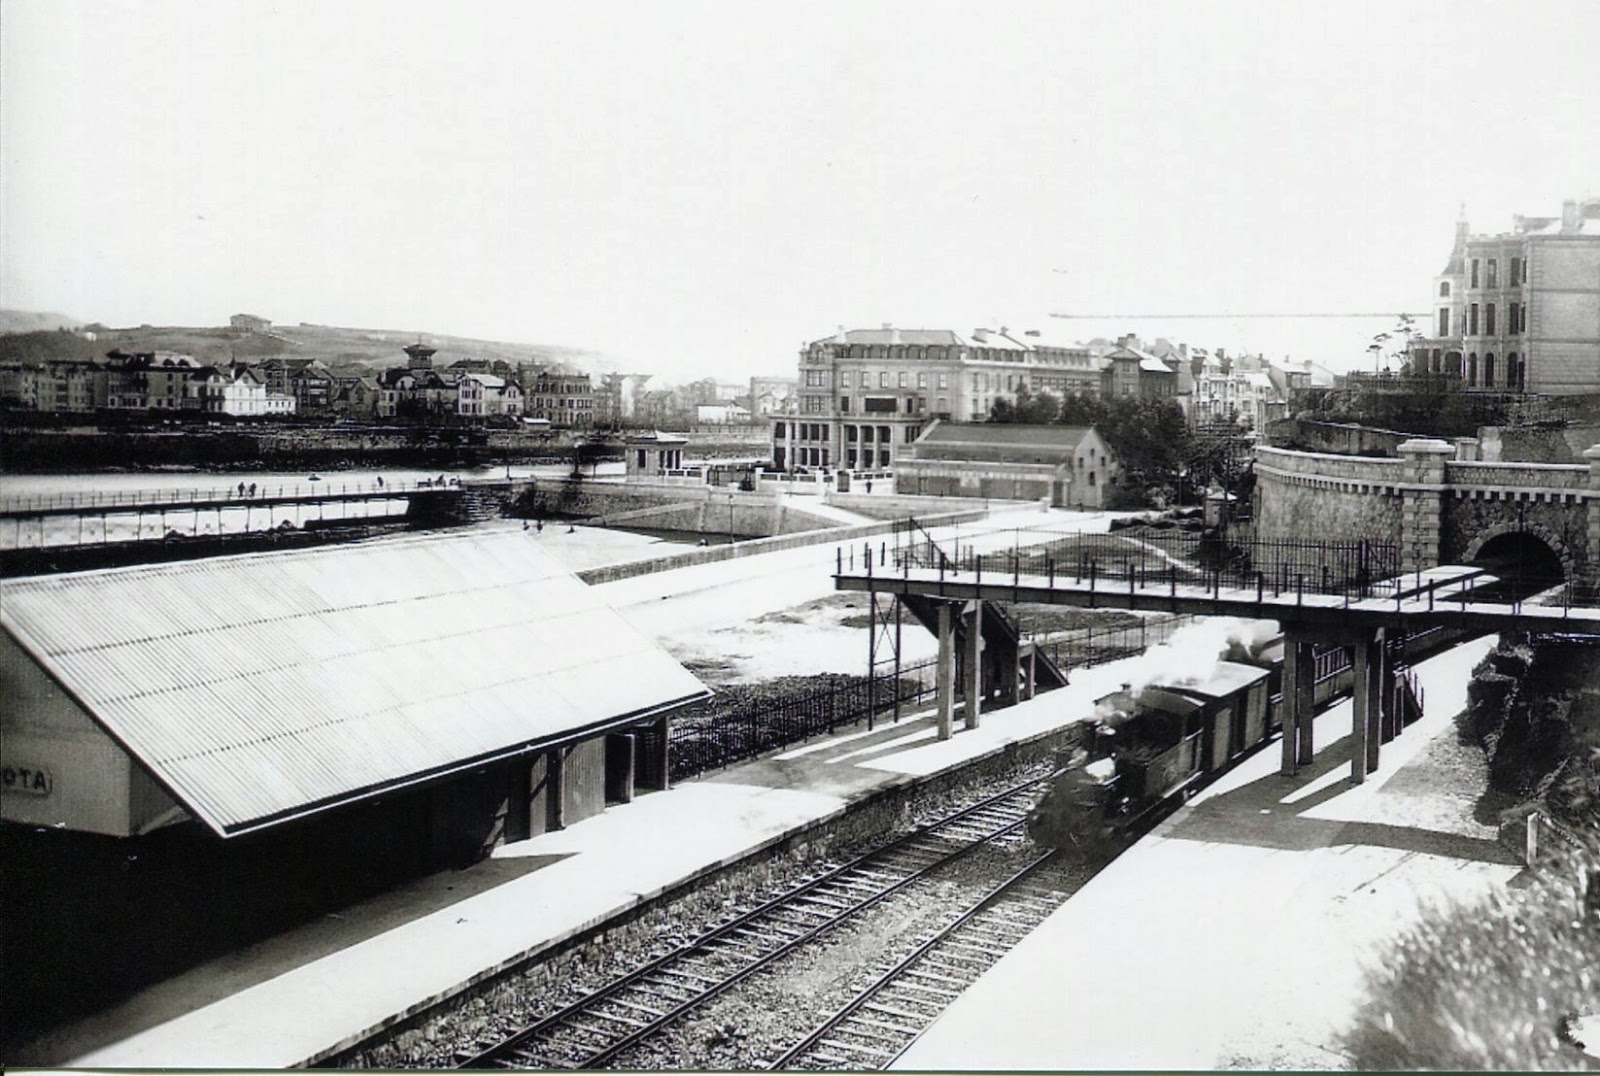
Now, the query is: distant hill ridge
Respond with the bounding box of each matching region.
[0,310,83,334]
[0,317,608,377]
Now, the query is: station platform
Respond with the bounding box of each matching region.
[40,656,1140,1069]
[36,633,1514,1071]
[895,635,1519,1071]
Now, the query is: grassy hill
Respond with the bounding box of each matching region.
[0,321,609,378]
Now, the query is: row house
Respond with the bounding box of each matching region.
[2,352,296,416]
[229,312,272,333]
[1409,198,1600,393]
[777,325,1109,472]
[0,359,102,412]
[374,366,522,421]
[747,375,797,416]
[523,367,595,427]
[259,357,335,413]
[330,375,381,418]
[217,364,297,416]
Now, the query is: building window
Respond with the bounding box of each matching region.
[879,371,889,388]
[1511,256,1521,285]
[1508,302,1519,334]
[1469,304,1479,336]
[938,373,948,390]
[1483,353,1496,387]
[898,371,908,388]
[1487,259,1498,288]
[1438,308,1450,337]
[1467,354,1478,386]
[1439,281,1450,297]
[840,396,850,412]
[917,372,927,389]
[839,371,850,388]
[1485,303,1496,336]
[1470,259,1480,288]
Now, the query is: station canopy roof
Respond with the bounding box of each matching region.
[0,529,710,837]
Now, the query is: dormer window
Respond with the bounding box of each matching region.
[1439,281,1450,297]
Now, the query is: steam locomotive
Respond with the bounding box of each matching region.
[1029,628,1445,857]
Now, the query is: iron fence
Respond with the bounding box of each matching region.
[669,659,939,783]
[880,519,1600,609]
[1031,613,1196,671]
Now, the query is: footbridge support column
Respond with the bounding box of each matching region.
[1350,628,1386,784]
[963,600,983,730]
[936,603,955,741]
[1280,630,1316,776]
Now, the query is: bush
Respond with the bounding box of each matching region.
[1341,850,1600,1070]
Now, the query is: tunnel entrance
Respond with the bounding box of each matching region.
[1470,531,1567,593]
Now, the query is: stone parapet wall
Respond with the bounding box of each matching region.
[1257,442,1600,581]
[1445,461,1589,490]
[1255,445,1406,487]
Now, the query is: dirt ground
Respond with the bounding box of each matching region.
[671,593,941,688]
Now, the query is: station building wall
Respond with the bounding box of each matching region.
[0,632,179,837]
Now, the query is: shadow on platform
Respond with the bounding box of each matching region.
[1162,739,1519,867]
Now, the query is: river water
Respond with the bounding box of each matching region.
[0,462,628,550]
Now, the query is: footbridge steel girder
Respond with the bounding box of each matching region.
[838,558,1594,785]
[834,567,1600,637]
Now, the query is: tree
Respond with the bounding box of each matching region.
[1367,313,1419,374]
[989,384,1061,424]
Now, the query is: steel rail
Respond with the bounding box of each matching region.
[455,772,1057,1069]
[766,850,1065,1071]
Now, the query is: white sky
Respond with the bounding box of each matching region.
[3,0,1598,382]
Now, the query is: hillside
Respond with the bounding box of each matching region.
[0,321,609,377]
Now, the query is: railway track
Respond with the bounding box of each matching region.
[454,773,1056,1069]
[768,851,1073,1070]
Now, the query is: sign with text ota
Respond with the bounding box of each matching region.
[2,764,54,797]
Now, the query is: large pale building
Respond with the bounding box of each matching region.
[774,325,1103,472]
[1410,198,1600,393]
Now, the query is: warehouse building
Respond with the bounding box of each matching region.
[893,421,1120,508]
[1,529,710,852]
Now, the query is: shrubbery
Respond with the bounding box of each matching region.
[1341,852,1600,1070]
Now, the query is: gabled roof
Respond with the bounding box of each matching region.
[915,421,1097,449]
[0,530,709,837]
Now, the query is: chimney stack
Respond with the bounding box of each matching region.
[1563,199,1580,233]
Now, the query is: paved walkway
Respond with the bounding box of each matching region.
[895,635,1519,1072]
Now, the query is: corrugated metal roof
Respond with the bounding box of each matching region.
[1,530,710,836]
